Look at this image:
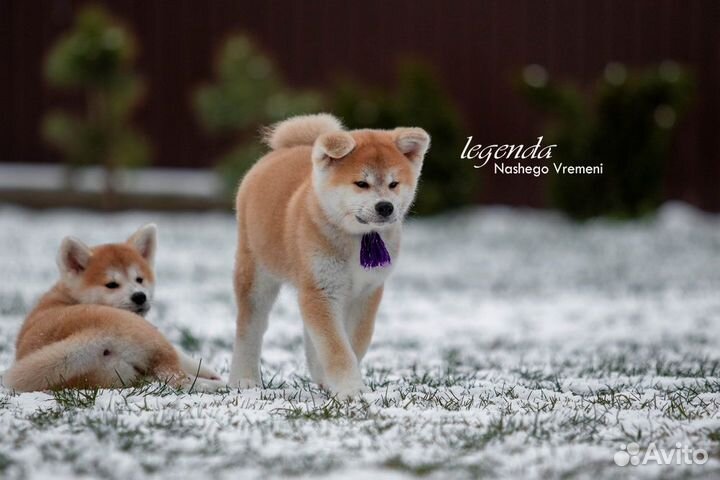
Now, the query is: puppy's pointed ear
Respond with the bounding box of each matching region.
[57,237,92,276]
[394,128,430,167]
[127,224,157,265]
[311,131,356,166]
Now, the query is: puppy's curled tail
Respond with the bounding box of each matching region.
[3,335,104,392]
[263,113,344,150]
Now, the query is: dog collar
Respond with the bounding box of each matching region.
[360,232,391,269]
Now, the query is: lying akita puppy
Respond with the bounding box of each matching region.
[230,113,429,397]
[2,225,223,392]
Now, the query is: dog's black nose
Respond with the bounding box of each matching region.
[375,201,394,218]
[131,292,147,305]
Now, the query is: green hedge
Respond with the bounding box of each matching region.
[42,6,149,196]
[519,62,693,219]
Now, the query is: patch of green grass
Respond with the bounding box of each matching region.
[82,416,152,451]
[252,450,341,477]
[513,367,563,391]
[53,388,100,408]
[575,352,720,379]
[119,378,182,400]
[384,455,444,476]
[0,450,19,477]
[178,328,201,353]
[27,407,65,428]
[655,357,720,378]
[662,387,716,420]
[274,397,375,421]
[261,371,287,390]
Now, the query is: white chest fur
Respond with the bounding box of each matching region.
[311,229,399,300]
[348,242,395,297]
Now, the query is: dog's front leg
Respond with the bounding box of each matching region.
[299,285,366,398]
[348,287,383,363]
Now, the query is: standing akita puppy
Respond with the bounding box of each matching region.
[230,114,429,397]
[3,225,223,392]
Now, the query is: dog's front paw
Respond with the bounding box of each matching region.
[191,367,222,382]
[198,367,222,382]
[330,379,369,400]
[186,378,228,393]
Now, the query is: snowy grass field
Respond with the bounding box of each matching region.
[1,203,720,479]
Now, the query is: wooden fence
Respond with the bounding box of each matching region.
[1,0,719,209]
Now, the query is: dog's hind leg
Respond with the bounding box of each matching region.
[4,332,148,391]
[229,250,280,388]
[303,327,325,386]
[174,346,222,381]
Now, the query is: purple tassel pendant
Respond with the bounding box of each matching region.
[360,232,391,269]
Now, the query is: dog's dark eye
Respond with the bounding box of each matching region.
[105,282,120,289]
[354,181,370,189]
[136,277,143,284]
[389,181,399,189]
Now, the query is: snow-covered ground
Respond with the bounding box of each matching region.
[1,203,719,479]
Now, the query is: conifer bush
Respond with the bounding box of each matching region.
[42,6,149,199]
[194,36,321,193]
[519,62,693,219]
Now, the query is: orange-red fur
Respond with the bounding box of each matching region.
[3,226,221,392]
[230,114,429,397]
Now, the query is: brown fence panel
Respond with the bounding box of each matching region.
[1,0,719,210]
